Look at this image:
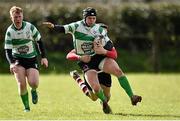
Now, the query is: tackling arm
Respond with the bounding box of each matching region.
[66,49,80,61]
[106,47,117,59]
[67,47,117,61]
[94,40,118,59]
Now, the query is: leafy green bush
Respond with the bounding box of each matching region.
[0,2,180,73]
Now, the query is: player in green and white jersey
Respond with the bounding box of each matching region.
[66,24,116,104]
[43,7,142,114]
[4,6,48,112]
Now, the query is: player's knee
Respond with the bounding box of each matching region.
[113,68,123,77]
[29,81,38,88]
[92,85,101,93]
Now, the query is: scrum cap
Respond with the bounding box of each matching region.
[83,7,97,18]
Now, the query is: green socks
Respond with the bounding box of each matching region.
[118,76,133,98]
[20,92,30,109]
[96,89,106,102]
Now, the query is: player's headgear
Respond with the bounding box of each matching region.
[83,7,97,18]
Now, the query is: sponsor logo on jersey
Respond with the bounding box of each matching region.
[81,42,93,54]
[17,45,29,54]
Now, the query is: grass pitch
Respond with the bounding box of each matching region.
[0,73,180,120]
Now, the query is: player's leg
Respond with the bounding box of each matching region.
[102,58,142,105]
[82,72,112,102]
[70,70,90,97]
[85,70,104,100]
[14,66,30,112]
[101,85,111,102]
[70,70,99,101]
[83,74,98,101]
[98,72,112,102]
[85,70,111,114]
[78,58,111,113]
[26,68,39,104]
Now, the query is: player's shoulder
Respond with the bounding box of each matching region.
[74,20,84,27]
[77,20,83,24]
[94,23,106,29]
[71,20,84,29]
[6,24,12,31]
[6,24,15,33]
[66,20,81,28]
[94,23,107,34]
[24,21,39,31]
[98,23,108,29]
[23,21,33,27]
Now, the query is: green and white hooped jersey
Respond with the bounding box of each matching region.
[64,20,110,56]
[4,21,41,58]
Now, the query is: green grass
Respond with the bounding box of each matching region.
[0,73,180,120]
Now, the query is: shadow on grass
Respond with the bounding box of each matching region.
[113,112,180,118]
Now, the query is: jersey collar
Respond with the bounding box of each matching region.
[82,19,95,28]
[11,21,26,31]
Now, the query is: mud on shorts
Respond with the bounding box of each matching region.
[14,56,39,70]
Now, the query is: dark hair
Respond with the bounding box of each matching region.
[83,7,97,18]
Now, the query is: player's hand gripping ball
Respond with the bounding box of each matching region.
[93,36,104,47]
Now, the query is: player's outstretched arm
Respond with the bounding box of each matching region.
[42,22,54,28]
[43,22,65,33]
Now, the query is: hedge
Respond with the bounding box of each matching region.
[0,2,179,73]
